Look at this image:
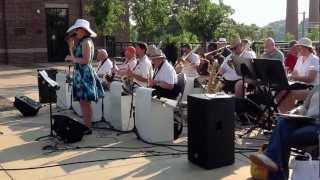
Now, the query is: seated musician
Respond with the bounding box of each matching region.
[218,38,256,94]
[284,40,298,73]
[113,46,137,76]
[233,39,257,97]
[261,37,284,61]
[249,85,319,180]
[147,45,179,99]
[217,37,232,58]
[278,37,319,113]
[126,42,153,87]
[96,49,113,77]
[176,43,200,77]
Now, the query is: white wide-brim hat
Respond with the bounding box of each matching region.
[147,45,166,59]
[296,37,313,49]
[66,19,97,38]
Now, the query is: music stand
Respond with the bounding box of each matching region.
[253,58,289,90]
[35,70,60,141]
[231,55,257,97]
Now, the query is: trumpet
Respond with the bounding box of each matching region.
[204,45,230,57]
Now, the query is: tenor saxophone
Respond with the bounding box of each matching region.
[206,59,224,93]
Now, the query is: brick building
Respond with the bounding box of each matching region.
[0,0,129,64]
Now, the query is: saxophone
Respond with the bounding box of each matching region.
[206,59,224,93]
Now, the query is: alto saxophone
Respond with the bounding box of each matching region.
[206,59,223,93]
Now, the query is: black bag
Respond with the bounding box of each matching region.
[52,115,88,143]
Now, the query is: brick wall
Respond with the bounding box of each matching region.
[0,0,129,64]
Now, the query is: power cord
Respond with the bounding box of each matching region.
[0,152,187,171]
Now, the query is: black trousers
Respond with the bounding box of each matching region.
[152,85,179,100]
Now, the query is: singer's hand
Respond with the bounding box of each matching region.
[67,39,75,49]
[65,55,74,62]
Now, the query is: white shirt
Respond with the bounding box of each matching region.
[182,52,200,77]
[220,50,256,81]
[293,53,319,85]
[134,55,153,87]
[117,58,137,71]
[154,60,177,85]
[96,58,113,76]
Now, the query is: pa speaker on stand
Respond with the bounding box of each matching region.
[187,94,235,170]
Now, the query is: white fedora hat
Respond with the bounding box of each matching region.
[296,37,313,49]
[147,45,165,59]
[66,19,97,38]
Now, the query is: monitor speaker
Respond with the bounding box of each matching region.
[14,96,41,116]
[187,94,235,169]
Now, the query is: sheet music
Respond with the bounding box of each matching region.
[39,70,59,88]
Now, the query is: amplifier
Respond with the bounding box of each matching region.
[14,96,41,116]
[187,94,235,169]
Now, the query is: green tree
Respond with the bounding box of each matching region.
[85,0,125,36]
[131,0,173,41]
[284,32,295,41]
[307,27,320,41]
[178,0,233,42]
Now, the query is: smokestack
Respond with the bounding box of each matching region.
[285,0,298,39]
[309,0,320,31]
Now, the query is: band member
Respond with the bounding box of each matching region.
[284,40,298,73]
[241,39,256,58]
[114,46,137,76]
[278,37,319,113]
[96,49,114,77]
[127,42,153,87]
[261,37,284,61]
[218,38,256,94]
[65,19,104,135]
[249,85,319,180]
[147,45,178,99]
[177,43,200,77]
[217,37,232,58]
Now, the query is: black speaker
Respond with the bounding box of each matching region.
[52,115,88,143]
[14,96,41,116]
[37,68,57,103]
[187,94,235,169]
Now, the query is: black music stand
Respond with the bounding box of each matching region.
[231,55,257,97]
[253,58,289,90]
[35,70,60,141]
[252,58,288,130]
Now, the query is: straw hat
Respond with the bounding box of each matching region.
[66,19,97,37]
[146,45,165,59]
[296,37,313,49]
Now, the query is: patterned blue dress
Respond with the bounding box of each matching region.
[72,37,104,101]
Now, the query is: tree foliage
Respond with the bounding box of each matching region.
[178,0,233,42]
[307,27,320,41]
[85,0,125,36]
[131,0,173,41]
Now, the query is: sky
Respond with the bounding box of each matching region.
[213,0,310,27]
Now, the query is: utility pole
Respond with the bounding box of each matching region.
[302,12,305,37]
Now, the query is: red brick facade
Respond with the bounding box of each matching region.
[0,0,129,64]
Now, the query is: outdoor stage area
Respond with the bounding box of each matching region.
[0,63,265,180]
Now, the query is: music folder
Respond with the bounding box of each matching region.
[39,70,59,90]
